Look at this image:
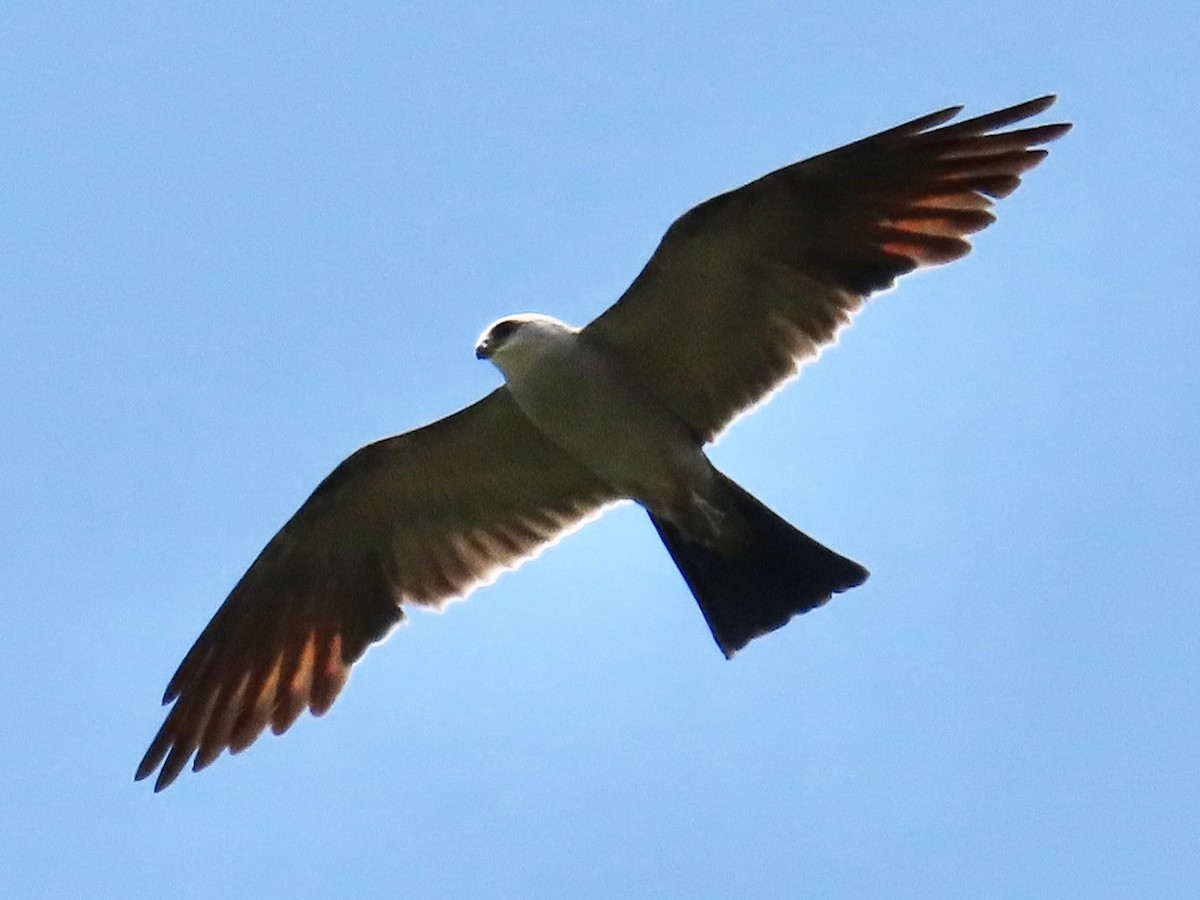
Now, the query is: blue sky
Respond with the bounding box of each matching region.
[3,2,1197,897]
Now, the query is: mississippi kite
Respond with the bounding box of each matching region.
[137,96,1070,790]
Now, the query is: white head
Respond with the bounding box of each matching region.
[475,313,577,377]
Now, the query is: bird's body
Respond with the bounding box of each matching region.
[137,95,1071,791]
[479,315,713,526]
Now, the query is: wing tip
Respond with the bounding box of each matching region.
[931,93,1069,140]
[1038,121,1073,142]
[1021,93,1058,115]
[908,94,1060,139]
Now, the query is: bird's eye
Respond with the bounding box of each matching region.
[490,320,520,345]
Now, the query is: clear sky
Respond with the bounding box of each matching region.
[3,2,1197,898]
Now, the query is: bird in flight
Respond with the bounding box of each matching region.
[137,95,1070,791]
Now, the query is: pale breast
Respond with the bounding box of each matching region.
[503,333,707,501]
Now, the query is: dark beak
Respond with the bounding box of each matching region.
[475,340,491,361]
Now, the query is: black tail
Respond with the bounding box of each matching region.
[649,475,869,658]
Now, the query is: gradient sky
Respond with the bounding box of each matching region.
[3,3,1198,898]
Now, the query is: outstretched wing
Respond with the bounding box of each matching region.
[584,96,1071,443]
[136,388,617,791]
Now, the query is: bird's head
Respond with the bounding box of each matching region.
[475,313,576,376]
